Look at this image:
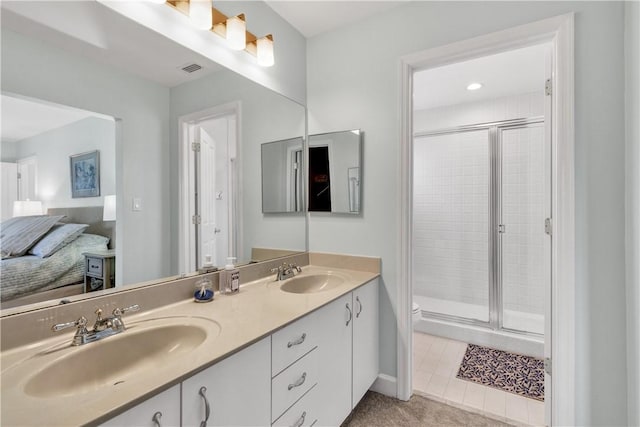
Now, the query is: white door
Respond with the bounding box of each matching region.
[198,127,219,267]
[17,156,37,201]
[0,162,18,220]
[193,116,233,269]
[542,44,553,426]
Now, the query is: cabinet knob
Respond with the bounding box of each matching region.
[346,303,353,326]
[152,411,162,427]
[198,386,211,427]
[356,296,363,318]
[287,333,306,348]
[292,411,307,427]
[288,372,307,390]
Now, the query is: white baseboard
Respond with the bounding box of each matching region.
[370,374,398,398]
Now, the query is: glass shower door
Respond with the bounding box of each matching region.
[498,123,547,335]
[412,129,490,324]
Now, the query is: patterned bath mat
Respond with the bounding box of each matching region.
[456,344,545,401]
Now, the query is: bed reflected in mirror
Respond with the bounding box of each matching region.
[0,94,117,309]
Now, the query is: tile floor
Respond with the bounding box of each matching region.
[413,332,545,426]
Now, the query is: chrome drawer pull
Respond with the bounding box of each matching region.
[199,386,210,427]
[292,411,306,427]
[152,411,162,427]
[346,303,352,326]
[287,333,307,348]
[288,372,307,390]
[356,296,363,318]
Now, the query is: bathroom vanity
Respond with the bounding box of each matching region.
[0,253,380,426]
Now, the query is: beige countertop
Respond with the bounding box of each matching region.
[0,263,379,427]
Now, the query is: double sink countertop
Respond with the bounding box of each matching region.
[0,256,380,427]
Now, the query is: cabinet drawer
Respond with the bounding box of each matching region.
[272,384,318,427]
[272,348,318,422]
[86,257,103,276]
[272,313,318,376]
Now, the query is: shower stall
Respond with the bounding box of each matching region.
[412,116,549,352]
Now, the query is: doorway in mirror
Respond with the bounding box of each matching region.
[180,104,240,272]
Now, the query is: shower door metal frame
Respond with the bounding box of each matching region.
[414,116,545,337]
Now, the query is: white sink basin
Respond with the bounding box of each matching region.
[280,273,346,294]
[22,316,220,398]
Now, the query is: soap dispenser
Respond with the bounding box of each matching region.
[221,257,240,294]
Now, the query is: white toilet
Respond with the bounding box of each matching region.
[412,302,421,325]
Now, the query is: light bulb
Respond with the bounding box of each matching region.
[257,36,274,67]
[189,0,212,31]
[466,82,483,91]
[226,16,246,50]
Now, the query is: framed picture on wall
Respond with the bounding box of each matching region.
[70,150,100,198]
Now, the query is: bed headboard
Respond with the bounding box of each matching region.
[47,207,115,249]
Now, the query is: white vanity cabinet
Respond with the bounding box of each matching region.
[99,277,378,427]
[99,384,180,427]
[314,278,380,426]
[352,278,379,407]
[181,337,271,427]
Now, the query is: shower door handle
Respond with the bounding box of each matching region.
[498,224,506,234]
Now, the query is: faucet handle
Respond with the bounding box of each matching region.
[52,316,88,332]
[112,304,139,317]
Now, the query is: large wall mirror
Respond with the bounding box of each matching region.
[308,130,362,214]
[0,1,306,313]
[261,137,305,214]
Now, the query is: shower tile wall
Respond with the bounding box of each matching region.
[413,131,490,318]
[413,92,545,323]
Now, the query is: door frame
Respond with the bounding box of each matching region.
[397,13,575,426]
[178,101,242,274]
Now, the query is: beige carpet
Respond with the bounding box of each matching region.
[342,391,511,427]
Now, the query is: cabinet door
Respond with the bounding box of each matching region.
[315,292,353,426]
[352,279,379,407]
[100,384,180,427]
[182,337,270,427]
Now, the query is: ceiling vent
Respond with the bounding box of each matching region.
[180,63,203,73]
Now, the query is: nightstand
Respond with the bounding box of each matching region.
[83,250,116,293]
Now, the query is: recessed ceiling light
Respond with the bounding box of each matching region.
[467,82,483,91]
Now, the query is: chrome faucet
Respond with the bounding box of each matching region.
[52,304,139,346]
[271,263,302,281]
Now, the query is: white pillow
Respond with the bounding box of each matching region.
[0,215,64,259]
[29,223,89,258]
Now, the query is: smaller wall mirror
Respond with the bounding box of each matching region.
[261,137,305,213]
[308,130,362,214]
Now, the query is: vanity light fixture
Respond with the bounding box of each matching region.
[225,15,247,50]
[189,0,212,30]
[466,82,483,91]
[255,35,274,67]
[164,0,274,66]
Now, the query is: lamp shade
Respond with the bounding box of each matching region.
[226,15,246,50]
[189,0,212,30]
[103,195,116,221]
[256,35,274,67]
[13,200,43,217]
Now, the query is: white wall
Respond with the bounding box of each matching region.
[169,68,306,269]
[307,2,628,424]
[625,2,640,426]
[2,29,171,286]
[11,117,115,211]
